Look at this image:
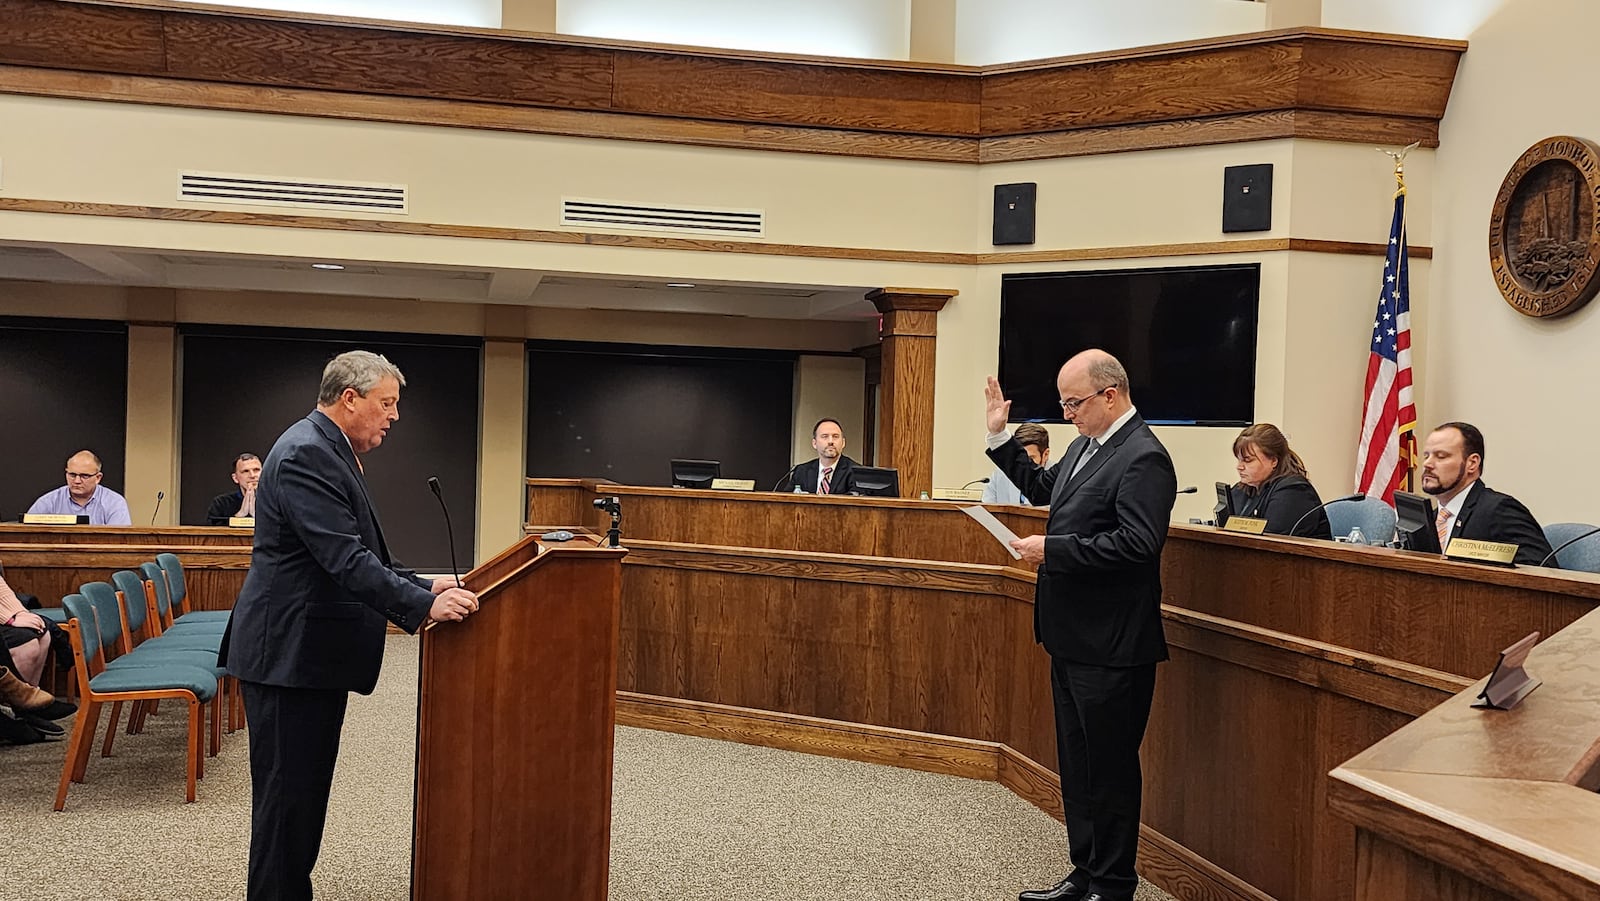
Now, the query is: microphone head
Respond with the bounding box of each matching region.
[1177,486,1198,494]
[156,491,164,499]
[427,476,442,496]
[978,478,990,484]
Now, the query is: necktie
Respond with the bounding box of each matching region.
[1070,439,1100,479]
[1436,508,1453,548]
[821,466,833,494]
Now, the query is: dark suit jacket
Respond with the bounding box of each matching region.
[205,491,244,526]
[220,410,435,694]
[1230,475,1331,540]
[1416,481,1553,567]
[988,414,1178,666]
[791,455,858,494]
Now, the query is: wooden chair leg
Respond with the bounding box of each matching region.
[53,699,98,811]
[101,700,123,757]
[185,700,199,803]
[127,699,142,734]
[70,700,103,784]
[209,693,221,758]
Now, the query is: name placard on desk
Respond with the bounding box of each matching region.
[710,479,756,491]
[1220,516,1268,535]
[22,513,86,525]
[931,488,986,501]
[1445,538,1519,566]
[228,516,256,528]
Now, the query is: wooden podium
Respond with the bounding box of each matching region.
[412,535,626,900]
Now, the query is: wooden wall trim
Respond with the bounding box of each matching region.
[0,1,1464,162]
[0,197,1435,264]
[615,691,1002,782]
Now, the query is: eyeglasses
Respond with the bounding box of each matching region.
[1058,387,1111,413]
[66,471,102,480]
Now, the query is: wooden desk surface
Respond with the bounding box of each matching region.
[527,480,1600,901]
[1330,609,1600,900]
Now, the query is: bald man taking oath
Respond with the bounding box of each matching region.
[985,350,1177,901]
[221,350,479,901]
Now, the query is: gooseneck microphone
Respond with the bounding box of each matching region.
[1288,492,1367,539]
[1177,486,1198,494]
[1537,525,1600,568]
[961,478,990,489]
[426,477,463,588]
[150,490,164,526]
[771,464,802,492]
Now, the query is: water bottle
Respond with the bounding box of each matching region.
[793,484,803,493]
[919,490,930,500]
[1347,525,1367,545]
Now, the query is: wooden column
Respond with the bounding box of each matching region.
[866,287,955,498]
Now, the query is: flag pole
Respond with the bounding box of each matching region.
[1378,141,1420,492]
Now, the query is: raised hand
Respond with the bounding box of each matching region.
[985,375,1013,435]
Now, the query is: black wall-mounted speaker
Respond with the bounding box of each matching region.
[993,183,1037,246]
[1222,164,1274,233]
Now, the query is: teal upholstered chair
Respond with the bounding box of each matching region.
[54,593,218,810]
[154,554,232,625]
[1542,522,1600,572]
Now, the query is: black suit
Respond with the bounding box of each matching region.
[1229,475,1332,540]
[205,490,244,525]
[988,413,1177,901]
[221,409,435,901]
[1413,481,1553,566]
[791,455,858,494]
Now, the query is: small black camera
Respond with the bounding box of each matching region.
[593,496,621,515]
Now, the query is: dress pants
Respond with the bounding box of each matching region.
[241,680,351,901]
[1049,657,1158,901]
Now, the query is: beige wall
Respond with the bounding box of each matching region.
[1420,0,1599,525]
[1,60,1468,533]
[792,356,868,468]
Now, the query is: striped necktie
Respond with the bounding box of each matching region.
[1436,508,1453,548]
[820,466,833,494]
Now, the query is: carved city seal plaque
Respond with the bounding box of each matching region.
[1489,136,1600,318]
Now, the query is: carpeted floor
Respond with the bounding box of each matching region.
[1,637,1174,901]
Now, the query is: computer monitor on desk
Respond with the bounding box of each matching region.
[848,466,900,498]
[669,459,721,490]
[1213,481,1235,527]
[1394,490,1438,552]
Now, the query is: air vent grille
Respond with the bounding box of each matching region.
[179,172,407,213]
[561,198,764,237]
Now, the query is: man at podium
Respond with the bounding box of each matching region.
[221,351,480,901]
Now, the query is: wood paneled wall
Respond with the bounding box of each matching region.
[0,524,252,611]
[0,1,1466,162]
[525,482,1600,901]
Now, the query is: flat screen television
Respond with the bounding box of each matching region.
[849,466,900,498]
[999,264,1260,425]
[670,459,721,489]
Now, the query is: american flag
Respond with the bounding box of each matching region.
[1354,192,1416,504]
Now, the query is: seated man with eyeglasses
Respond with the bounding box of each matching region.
[26,449,132,525]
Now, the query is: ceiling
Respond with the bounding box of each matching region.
[0,241,880,321]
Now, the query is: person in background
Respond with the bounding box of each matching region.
[983,423,1051,506]
[206,453,263,525]
[26,450,131,525]
[1228,424,1331,539]
[791,418,858,494]
[1418,421,1553,566]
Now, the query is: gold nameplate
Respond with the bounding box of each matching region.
[23,513,82,525]
[1445,538,1519,566]
[931,488,986,501]
[710,478,756,491]
[1221,516,1269,534]
[228,516,256,528]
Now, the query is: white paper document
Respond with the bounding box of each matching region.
[960,505,1023,559]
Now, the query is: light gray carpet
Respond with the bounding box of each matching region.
[1,637,1174,901]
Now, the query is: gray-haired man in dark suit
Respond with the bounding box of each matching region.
[221,350,479,901]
